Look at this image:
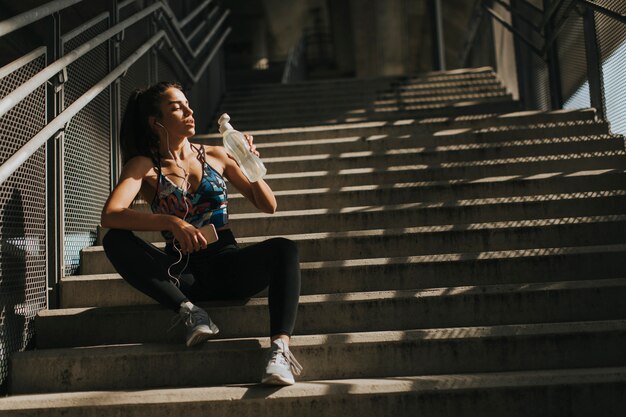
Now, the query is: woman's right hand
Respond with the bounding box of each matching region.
[167,216,208,253]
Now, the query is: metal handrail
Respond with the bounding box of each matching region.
[61,11,109,44]
[580,0,626,24]
[190,9,230,57]
[0,46,46,79]
[483,5,543,57]
[0,0,81,37]
[165,26,232,83]
[0,0,231,185]
[465,0,626,64]
[492,0,542,33]
[0,31,165,186]
[538,0,568,32]
[0,0,230,119]
[0,2,161,120]
[179,0,212,28]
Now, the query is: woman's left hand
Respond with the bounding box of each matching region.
[243,133,260,157]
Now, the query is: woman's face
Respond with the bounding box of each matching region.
[155,87,195,139]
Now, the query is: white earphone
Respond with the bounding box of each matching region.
[154,119,192,286]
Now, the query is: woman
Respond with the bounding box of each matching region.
[100,81,302,385]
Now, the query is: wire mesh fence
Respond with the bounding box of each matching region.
[595,0,626,135]
[0,0,229,392]
[557,1,590,109]
[0,52,47,392]
[464,0,625,135]
[62,16,112,276]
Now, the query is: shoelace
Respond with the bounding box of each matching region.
[167,308,196,333]
[271,346,303,376]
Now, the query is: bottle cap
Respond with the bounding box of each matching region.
[218,113,233,134]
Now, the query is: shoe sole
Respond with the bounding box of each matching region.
[261,373,295,386]
[186,323,219,347]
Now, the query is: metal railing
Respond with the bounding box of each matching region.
[460,0,626,132]
[0,0,230,392]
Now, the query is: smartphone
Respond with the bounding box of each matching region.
[198,223,219,245]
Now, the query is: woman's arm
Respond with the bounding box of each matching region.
[101,156,208,252]
[210,145,277,214]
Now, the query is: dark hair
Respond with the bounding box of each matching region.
[119,81,183,165]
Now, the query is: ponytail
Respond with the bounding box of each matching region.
[119,81,183,165]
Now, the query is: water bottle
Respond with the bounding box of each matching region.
[218,113,267,182]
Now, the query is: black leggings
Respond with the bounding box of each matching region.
[102,228,301,337]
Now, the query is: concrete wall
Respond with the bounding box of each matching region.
[224,0,501,77]
[492,0,520,99]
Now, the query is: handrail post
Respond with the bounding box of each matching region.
[429,0,446,71]
[543,0,563,109]
[44,11,64,309]
[109,0,122,187]
[581,5,606,120]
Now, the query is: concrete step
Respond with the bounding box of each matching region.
[81,214,626,274]
[195,108,600,143]
[5,367,624,417]
[259,160,615,194]
[221,83,507,109]
[251,131,615,165]
[248,122,613,159]
[259,139,623,176]
[231,95,516,127]
[118,190,626,242]
[217,80,507,109]
[224,67,497,96]
[225,90,510,114]
[38,278,626,348]
[63,243,626,307]
[232,169,626,213]
[97,169,626,244]
[260,136,625,173]
[11,320,626,393]
[227,190,626,237]
[231,99,522,130]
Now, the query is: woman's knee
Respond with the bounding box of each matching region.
[269,237,299,262]
[102,229,134,253]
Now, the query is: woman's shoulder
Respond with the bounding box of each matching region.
[194,144,231,174]
[197,143,229,160]
[121,155,157,177]
[195,145,229,164]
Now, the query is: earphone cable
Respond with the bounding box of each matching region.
[158,123,191,288]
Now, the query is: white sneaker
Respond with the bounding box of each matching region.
[177,303,219,347]
[261,339,303,385]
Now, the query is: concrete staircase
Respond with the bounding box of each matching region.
[2,67,626,416]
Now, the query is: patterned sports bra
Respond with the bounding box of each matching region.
[150,144,228,241]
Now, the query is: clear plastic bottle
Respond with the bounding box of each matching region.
[218,113,267,182]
